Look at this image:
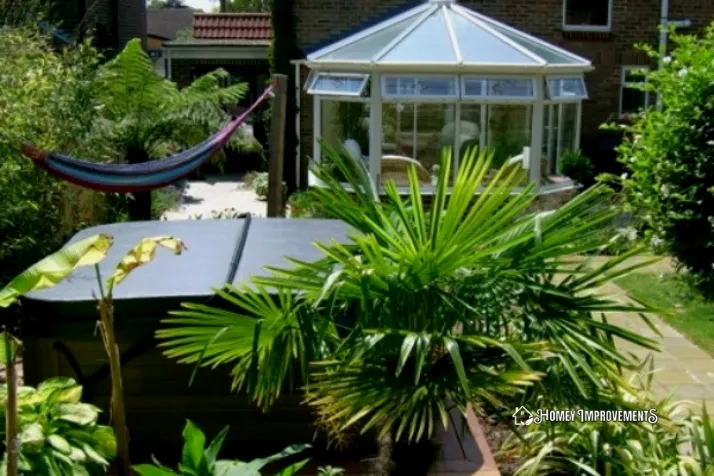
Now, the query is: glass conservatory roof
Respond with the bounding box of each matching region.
[307,0,592,72]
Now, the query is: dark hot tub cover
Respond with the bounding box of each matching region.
[21,218,352,320]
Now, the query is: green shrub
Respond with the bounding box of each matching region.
[616,23,714,292]
[505,362,714,475]
[560,150,595,186]
[151,185,183,220]
[0,377,116,475]
[133,420,309,476]
[243,170,260,188]
[252,172,269,198]
[287,190,333,218]
[0,27,103,283]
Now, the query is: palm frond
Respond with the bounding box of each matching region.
[159,145,662,443]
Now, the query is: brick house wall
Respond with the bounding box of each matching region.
[147,35,166,49]
[52,0,146,52]
[117,0,147,48]
[293,0,714,173]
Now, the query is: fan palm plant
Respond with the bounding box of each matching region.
[157,145,659,455]
[86,39,250,220]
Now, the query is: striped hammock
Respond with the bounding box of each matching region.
[21,82,275,193]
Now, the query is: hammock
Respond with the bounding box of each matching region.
[21,82,276,193]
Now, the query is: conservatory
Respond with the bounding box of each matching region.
[303,0,592,192]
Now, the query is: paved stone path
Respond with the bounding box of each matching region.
[588,255,714,410]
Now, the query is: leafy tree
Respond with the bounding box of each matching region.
[87,39,249,219]
[175,27,193,40]
[147,0,187,8]
[158,147,657,457]
[222,0,268,12]
[0,26,103,283]
[615,22,714,292]
[0,0,49,28]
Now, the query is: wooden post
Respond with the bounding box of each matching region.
[268,74,288,217]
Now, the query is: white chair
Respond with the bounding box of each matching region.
[344,138,369,166]
[439,121,480,149]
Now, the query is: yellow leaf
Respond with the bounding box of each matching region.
[0,234,113,308]
[107,236,186,292]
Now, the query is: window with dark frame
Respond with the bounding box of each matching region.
[620,67,649,116]
[564,0,611,30]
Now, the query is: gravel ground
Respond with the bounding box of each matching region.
[162,175,266,220]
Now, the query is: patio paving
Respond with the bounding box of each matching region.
[162,174,266,220]
[590,256,714,412]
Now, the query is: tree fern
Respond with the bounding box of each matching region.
[82,39,253,218]
[91,39,249,157]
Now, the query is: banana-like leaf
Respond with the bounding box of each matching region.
[106,236,186,294]
[0,234,113,308]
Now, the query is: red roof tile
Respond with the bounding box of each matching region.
[193,13,272,41]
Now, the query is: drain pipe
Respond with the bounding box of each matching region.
[657,0,669,110]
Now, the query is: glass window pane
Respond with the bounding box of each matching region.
[486,24,581,65]
[381,103,455,186]
[320,100,370,178]
[309,73,368,96]
[565,0,610,28]
[487,78,534,98]
[383,76,457,98]
[463,79,485,97]
[547,77,587,99]
[560,103,578,157]
[463,77,535,99]
[449,11,539,65]
[321,16,419,62]
[381,9,456,63]
[458,104,483,159]
[486,105,532,169]
[621,88,647,114]
[383,103,415,157]
[542,104,559,174]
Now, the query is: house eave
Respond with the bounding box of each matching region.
[303,60,592,75]
[163,43,269,60]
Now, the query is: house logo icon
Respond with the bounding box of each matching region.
[512,406,534,426]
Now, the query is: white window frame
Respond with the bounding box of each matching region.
[381,75,459,101]
[619,66,649,117]
[562,0,613,32]
[307,72,369,97]
[303,70,317,92]
[546,76,588,101]
[461,76,538,102]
